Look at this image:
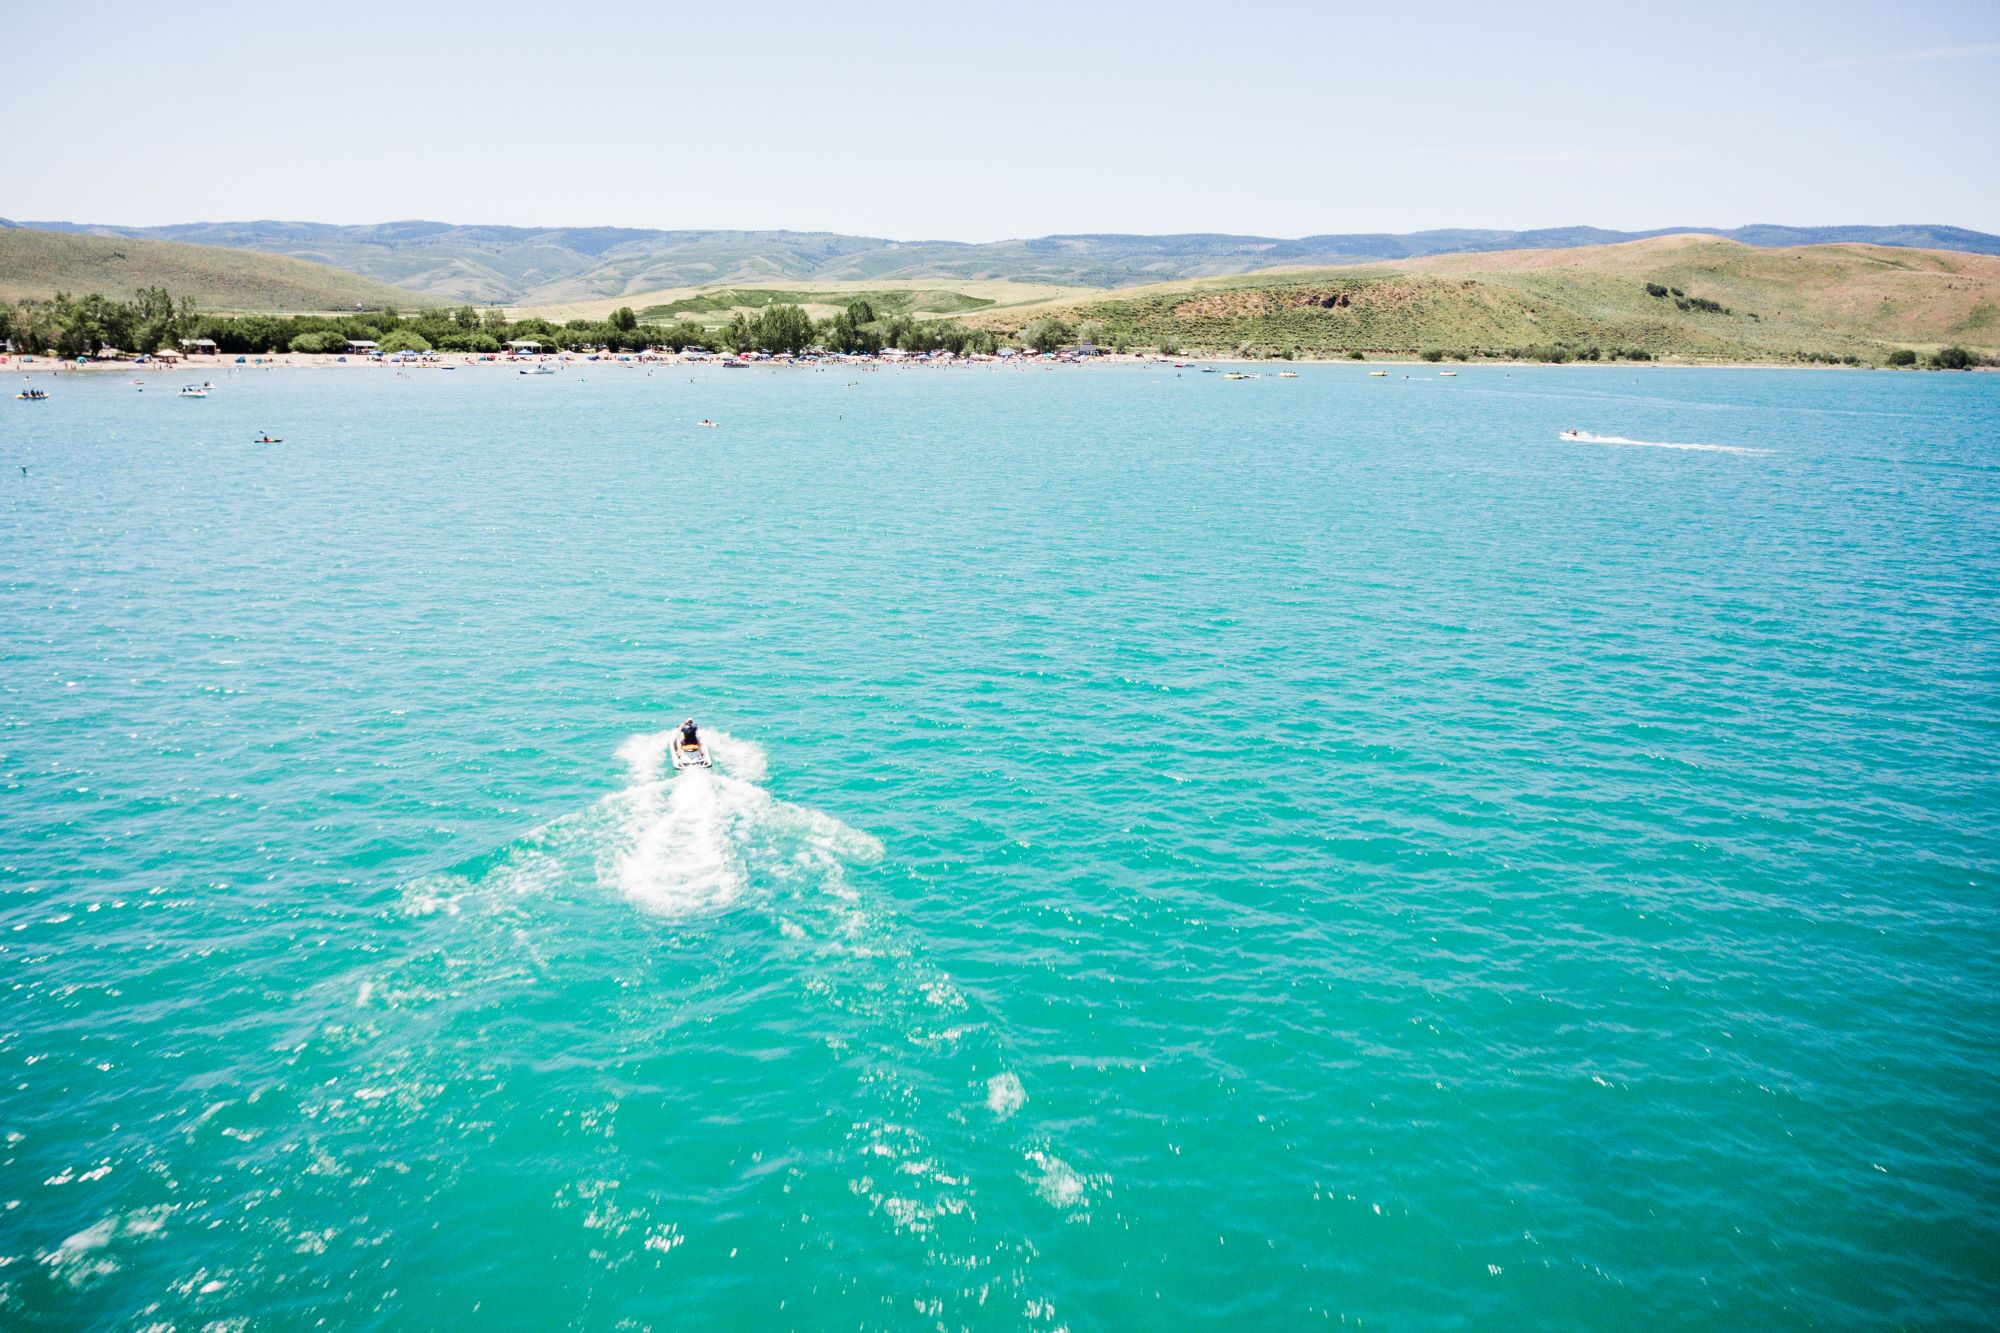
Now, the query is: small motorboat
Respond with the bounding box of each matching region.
[1278,371,1298,378]
[1559,429,1585,442]
[518,363,556,376]
[1439,371,1458,377]
[1368,370,1388,377]
[180,384,208,398]
[671,736,712,770]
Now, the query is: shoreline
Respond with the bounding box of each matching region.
[8,350,1984,377]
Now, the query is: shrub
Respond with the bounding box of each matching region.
[1645,282,1669,298]
[1420,348,1444,362]
[287,330,344,354]
[1931,345,1975,370]
[377,330,432,354]
[1022,317,1075,354]
[1348,350,1365,360]
[1886,348,1918,367]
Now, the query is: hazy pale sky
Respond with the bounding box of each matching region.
[11,0,1999,238]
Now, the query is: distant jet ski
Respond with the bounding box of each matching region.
[671,718,712,770]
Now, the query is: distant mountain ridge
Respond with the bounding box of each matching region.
[9,217,2000,306]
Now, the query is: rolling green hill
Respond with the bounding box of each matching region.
[636,285,995,323]
[0,226,428,312]
[976,236,2000,362]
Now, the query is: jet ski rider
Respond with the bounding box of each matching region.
[679,718,701,750]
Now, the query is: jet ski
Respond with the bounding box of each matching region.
[671,735,712,770]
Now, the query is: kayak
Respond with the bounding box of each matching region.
[671,738,712,770]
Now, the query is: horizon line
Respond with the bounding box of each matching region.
[8,217,1998,248]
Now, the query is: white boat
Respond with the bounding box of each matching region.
[671,737,712,770]
[518,362,556,376]
[179,384,208,398]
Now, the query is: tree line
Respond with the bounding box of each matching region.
[0,290,1014,359]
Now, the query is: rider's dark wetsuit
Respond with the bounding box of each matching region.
[680,724,701,749]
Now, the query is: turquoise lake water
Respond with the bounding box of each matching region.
[2,362,1996,1328]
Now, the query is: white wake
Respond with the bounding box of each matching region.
[378,725,1081,1320]
[402,727,878,920]
[599,728,876,916]
[1559,429,1767,455]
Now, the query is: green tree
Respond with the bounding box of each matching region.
[611,306,639,332]
[655,321,710,352]
[1886,348,1918,366]
[377,329,433,354]
[1930,345,1974,370]
[1021,317,1075,354]
[752,303,814,354]
[129,285,183,352]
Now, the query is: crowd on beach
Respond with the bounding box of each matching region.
[4,343,1140,375]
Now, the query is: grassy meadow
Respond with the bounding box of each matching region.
[518,279,1098,328]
